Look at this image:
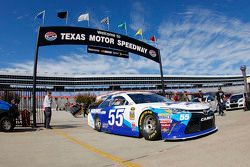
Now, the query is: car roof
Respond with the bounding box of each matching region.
[231,93,244,96]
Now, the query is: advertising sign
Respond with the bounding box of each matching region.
[87,45,129,58]
[38,26,160,63]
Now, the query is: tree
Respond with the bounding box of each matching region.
[75,93,97,115]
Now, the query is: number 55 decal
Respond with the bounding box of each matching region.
[108,109,124,126]
[180,114,190,121]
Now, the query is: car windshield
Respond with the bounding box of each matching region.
[127,93,172,104]
[231,94,243,100]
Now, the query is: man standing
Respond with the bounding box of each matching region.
[216,87,225,116]
[43,91,52,129]
[197,89,204,102]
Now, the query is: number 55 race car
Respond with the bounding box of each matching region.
[88,92,217,141]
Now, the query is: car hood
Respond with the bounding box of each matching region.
[137,102,210,111]
[0,100,11,111]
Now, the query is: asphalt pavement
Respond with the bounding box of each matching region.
[0,109,250,167]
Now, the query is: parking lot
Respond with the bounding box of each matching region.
[1,109,250,167]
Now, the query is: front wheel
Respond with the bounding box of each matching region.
[94,116,102,132]
[0,116,14,132]
[139,111,161,141]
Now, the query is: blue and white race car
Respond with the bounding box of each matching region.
[88,92,217,141]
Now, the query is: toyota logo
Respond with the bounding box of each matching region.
[203,109,208,115]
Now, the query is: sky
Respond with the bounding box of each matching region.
[0,0,250,75]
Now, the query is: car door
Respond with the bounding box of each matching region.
[107,96,132,136]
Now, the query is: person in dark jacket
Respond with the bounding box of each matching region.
[216,87,225,116]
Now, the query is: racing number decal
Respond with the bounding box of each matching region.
[108,109,124,126]
[180,114,190,121]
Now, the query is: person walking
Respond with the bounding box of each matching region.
[43,91,53,129]
[216,87,225,116]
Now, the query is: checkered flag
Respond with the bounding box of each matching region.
[101,17,109,25]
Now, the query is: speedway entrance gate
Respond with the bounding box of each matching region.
[32,26,165,127]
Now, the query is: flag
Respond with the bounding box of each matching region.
[35,10,45,24]
[135,28,142,36]
[118,22,127,35]
[78,13,89,22]
[118,22,126,30]
[150,36,156,42]
[57,11,67,19]
[35,10,45,20]
[101,17,109,25]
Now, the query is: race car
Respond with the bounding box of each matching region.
[88,92,217,141]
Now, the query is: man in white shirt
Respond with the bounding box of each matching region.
[43,91,52,129]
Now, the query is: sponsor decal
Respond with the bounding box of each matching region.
[129,107,135,120]
[161,123,171,128]
[160,119,172,124]
[102,123,108,128]
[45,32,57,41]
[165,109,172,114]
[201,116,213,122]
[90,109,106,114]
[149,50,157,57]
[158,113,171,120]
[131,122,136,131]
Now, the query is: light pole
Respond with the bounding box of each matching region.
[240,65,249,110]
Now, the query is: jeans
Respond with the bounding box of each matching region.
[218,102,224,115]
[44,107,52,128]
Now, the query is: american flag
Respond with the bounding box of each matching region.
[101,17,109,25]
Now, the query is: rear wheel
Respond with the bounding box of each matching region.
[139,111,161,141]
[94,116,102,132]
[0,116,14,132]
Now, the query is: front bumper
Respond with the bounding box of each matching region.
[161,112,217,140]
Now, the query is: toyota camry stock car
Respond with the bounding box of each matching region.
[88,92,217,141]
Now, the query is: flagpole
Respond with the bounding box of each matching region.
[155,36,157,47]
[42,10,45,25]
[66,11,68,25]
[108,17,110,31]
[125,22,127,35]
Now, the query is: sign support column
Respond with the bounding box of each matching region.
[158,49,165,95]
[32,27,41,128]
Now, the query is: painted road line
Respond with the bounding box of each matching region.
[53,129,141,167]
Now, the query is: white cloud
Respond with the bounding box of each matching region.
[3,7,250,75]
[1,53,159,75]
[129,1,148,32]
[158,7,250,75]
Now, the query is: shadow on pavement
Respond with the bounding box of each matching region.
[52,124,83,129]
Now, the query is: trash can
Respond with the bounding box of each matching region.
[21,109,30,127]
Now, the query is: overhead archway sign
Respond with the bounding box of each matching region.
[32,26,165,127]
[38,26,160,63]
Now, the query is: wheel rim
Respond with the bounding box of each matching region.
[95,118,101,129]
[2,120,11,130]
[143,115,157,134]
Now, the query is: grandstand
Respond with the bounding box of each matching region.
[0,71,246,93]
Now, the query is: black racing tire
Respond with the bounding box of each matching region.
[94,116,102,132]
[0,116,14,132]
[139,111,161,141]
